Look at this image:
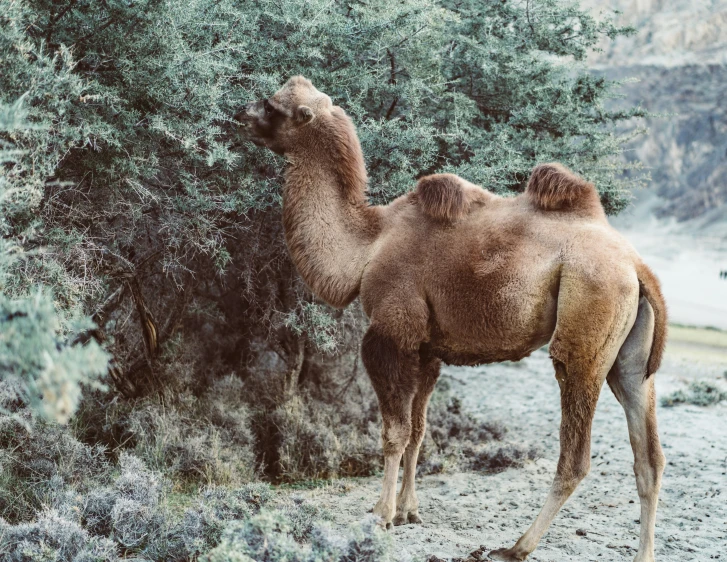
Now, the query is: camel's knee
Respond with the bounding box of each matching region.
[650,442,666,477]
[564,465,590,492]
[382,419,412,456]
[574,461,591,484]
[557,459,590,494]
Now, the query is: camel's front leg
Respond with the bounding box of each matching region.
[394,350,440,526]
[374,417,410,528]
[362,327,420,528]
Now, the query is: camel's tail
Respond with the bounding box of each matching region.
[415,174,469,222]
[636,262,668,377]
[526,163,601,213]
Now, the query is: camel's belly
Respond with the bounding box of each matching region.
[424,259,559,365]
[429,346,539,366]
[427,313,554,366]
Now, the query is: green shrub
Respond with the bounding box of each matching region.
[0,509,120,562]
[0,383,111,522]
[2,0,643,487]
[661,380,727,407]
[0,412,402,562]
[201,512,406,562]
[0,99,109,424]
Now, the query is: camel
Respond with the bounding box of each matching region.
[236,76,668,562]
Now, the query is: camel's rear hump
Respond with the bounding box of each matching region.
[526,163,603,215]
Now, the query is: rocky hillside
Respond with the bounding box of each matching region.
[585,0,727,220]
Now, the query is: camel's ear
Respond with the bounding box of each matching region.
[295,105,315,124]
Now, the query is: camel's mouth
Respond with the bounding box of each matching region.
[232,109,253,130]
[231,101,286,154]
[239,128,268,148]
[231,113,263,146]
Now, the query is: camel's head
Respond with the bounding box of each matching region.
[235,76,332,154]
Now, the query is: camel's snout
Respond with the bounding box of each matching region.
[233,103,264,145]
[234,102,257,124]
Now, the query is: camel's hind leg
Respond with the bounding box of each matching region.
[490,276,639,561]
[394,347,440,526]
[489,359,604,561]
[607,296,665,562]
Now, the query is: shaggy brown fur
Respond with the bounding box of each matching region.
[415,174,495,223]
[416,174,469,222]
[526,162,603,216]
[238,76,667,562]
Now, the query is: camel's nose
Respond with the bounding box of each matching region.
[233,105,248,123]
[234,102,257,123]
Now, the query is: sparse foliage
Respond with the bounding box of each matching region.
[0,401,405,562]
[661,380,727,407]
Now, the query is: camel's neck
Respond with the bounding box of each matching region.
[282,110,381,308]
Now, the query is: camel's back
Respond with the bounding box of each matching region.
[363,187,640,363]
[377,184,623,266]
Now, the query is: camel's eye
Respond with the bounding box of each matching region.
[264,100,274,116]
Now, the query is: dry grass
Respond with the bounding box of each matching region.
[666,324,727,365]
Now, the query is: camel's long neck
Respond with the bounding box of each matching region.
[282,111,381,308]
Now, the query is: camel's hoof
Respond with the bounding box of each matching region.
[408,511,423,524]
[393,513,408,526]
[373,516,393,532]
[488,547,526,561]
[393,510,423,526]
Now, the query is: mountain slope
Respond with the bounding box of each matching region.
[584,0,727,220]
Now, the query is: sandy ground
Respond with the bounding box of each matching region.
[296,333,727,561]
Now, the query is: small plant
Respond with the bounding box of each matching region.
[73,376,259,487]
[0,509,120,562]
[0,386,111,522]
[0,440,403,562]
[418,379,540,475]
[661,380,727,407]
[201,512,406,562]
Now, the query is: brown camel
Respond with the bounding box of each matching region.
[236,76,667,562]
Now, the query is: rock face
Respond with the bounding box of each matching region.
[585,0,727,67]
[583,0,727,220]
